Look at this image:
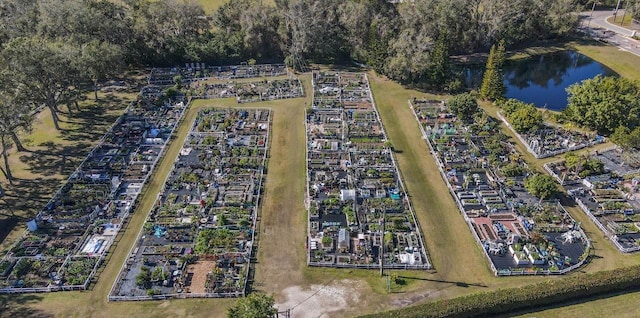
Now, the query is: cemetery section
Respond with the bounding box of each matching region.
[306,71,431,270]
[0,84,188,293]
[109,108,271,300]
[148,63,288,85]
[498,112,604,159]
[545,147,640,253]
[410,99,590,275]
[192,78,304,103]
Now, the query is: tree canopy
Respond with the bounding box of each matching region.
[500,99,543,133]
[227,293,277,318]
[524,174,558,200]
[480,40,506,101]
[447,93,478,123]
[564,76,640,135]
[0,73,32,183]
[0,0,581,81]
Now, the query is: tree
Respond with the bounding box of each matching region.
[427,30,450,90]
[564,75,640,135]
[564,152,581,172]
[0,73,34,184]
[524,174,558,200]
[447,93,478,123]
[80,40,123,100]
[1,37,82,130]
[227,293,277,318]
[480,39,506,101]
[610,125,640,150]
[506,100,543,133]
[0,0,39,46]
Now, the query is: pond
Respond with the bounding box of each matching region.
[464,51,616,111]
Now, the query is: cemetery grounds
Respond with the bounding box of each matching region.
[4,42,640,316]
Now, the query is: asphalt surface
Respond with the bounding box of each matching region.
[579,10,640,57]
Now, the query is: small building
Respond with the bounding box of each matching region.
[338,229,350,251]
[340,189,356,201]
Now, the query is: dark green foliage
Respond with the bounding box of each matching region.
[502,163,525,177]
[565,153,605,178]
[481,40,507,101]
[447,93,478,123]
[610,125,640,150]
[524,174,558,200]
[135,266,151,288]
[0,0,581,78]
[500,99,543,133]
[195,228,234,255]
[427,31,450,90]
[227,293,277,318]
[578,158,605,178]
[564,76,640,135]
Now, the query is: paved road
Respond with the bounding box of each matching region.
[579,10,640,57]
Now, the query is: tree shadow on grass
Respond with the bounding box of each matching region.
[59,97,127,144]
[396,275,488,288]
[19,141,91,177]
[0,294,53,318]
[0,217,20,247]
[0,178,63,226]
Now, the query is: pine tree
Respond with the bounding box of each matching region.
[480,39,506,101]
[428,31,450,90]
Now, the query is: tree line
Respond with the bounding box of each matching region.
[1,0,583,75]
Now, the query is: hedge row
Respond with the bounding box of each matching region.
[361,265,640,318]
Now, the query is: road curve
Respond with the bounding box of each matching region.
[579,10,640,57]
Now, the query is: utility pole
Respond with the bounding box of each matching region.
[621,0,629,26]
[587,1,597,34]
[614,0,623,23]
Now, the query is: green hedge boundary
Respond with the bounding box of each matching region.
[360,265,640,318]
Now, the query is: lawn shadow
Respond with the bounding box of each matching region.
[0,178,65,226]
[396,275,488,288]
[0,293,53,318]
[0,217,20,247]
[19,142,90,177]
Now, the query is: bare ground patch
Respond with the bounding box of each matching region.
[186,261,216,294]
[276,279,365,318]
